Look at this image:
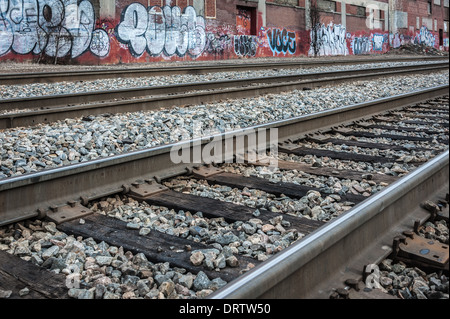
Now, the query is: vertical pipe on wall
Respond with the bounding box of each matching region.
[99,0,115,19]
[258,0,266,27]
[341,0,346,28]
[305,0,311,29]
[389,0,396,34]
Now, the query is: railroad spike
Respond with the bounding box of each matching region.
[36,208,47,219]
[345,278,360,291]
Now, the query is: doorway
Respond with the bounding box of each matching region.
[236,6,257,35]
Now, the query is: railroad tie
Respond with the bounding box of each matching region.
[278,144,396,164]
[354,122,444,136]
[305,135,425,152]
[195,171,366,204]
[135,188,324,236]
[332,127,438,142]
[57,214,257,283]
[0,250,69,299]
[241,156,398,185]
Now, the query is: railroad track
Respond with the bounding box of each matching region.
[0,56,446,85]
[0,85,448,299]
[0,61,448,129]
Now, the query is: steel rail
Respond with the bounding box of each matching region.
[0,63,447,129]
[1,61,447,112]
[0,56,446,85]
[0,85,447,227]
[209,150,449,299]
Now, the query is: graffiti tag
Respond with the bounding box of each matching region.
[116,4,206,58]
[267,28,296,55]
[309,23,348,56]
[234,34,257,57]
[0,0,110,58]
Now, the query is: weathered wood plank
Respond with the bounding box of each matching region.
[400,120,449,128]
[278,146,395,164]
[201,172,365,204]
[404,106,449,113]
[392,111,449,120]
[0,250,69,299]
[332,128,435,142]
[57,214,256,283]
[355,123,442,135]
[245,158,398,185]
[144,190,324,235]
[306,136,421,151]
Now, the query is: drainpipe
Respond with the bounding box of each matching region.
[258,0,266,28]
[100,0,115,19]
[389,0,396,34]
[305,0,311,29]
[341,0,346,29]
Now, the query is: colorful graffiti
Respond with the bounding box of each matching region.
[372,34,385,51]
[350,33,387,55]
[266,28,296,56]
[116,4,206,58]
[309,23,348,56]
[351,36,371,55]
[234,35,257,57]
[391,27,437,49]
[0,0,110,58]
[415,26,436,47]
[205,33,232,55]
[0,1,447,65]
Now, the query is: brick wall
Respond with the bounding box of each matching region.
[0,0,447,65]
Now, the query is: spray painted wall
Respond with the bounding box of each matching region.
[0,0,447,65]
[0,0,110,61]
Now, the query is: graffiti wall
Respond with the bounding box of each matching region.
[267,28,297,56]
[0,0,110,61]
[349,32,389,55]
[389,26,442,50]
[0,1,447,65]
[308,23,349,56]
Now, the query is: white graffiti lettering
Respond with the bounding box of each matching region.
[372,34,384,51]
[116,4,206,58]
[0,0,110,58]
[309,23,348,56]
[416,26,436,47]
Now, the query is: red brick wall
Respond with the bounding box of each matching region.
[0,0,447,65]
[266,3,306,30]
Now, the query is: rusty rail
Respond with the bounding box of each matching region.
[0,63,447,129]
[0,56,446,85]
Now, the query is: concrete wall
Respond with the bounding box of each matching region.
[0,0,447,65]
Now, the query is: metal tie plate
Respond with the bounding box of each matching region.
[192,166,224,179]
[46,202,93,224]
[394,232,449,270]
[128,182,169,201]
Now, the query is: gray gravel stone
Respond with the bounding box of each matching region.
[193,271,211,291]
[0,71,447,179]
